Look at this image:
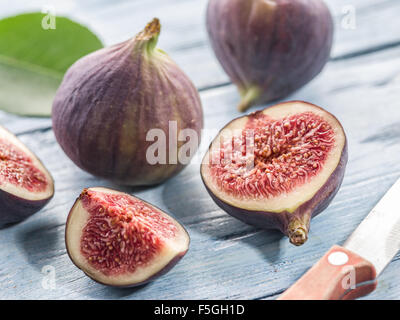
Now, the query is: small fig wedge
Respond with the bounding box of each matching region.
[0,126,54,227]
[66,187,189,287]
[201,101,347,246]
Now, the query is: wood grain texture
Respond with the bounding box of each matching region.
[0,0,400,300]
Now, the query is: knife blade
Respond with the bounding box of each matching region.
[278,177,400,300]
[344,177,400,275]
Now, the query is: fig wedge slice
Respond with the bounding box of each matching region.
[201,101,347,246]
[0,126,54,227]
[66,187,189,287]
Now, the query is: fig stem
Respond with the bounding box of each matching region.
[238,86,260,112]
[287,218,309,246]
[135,18,161,53]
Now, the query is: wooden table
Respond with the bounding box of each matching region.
[1,0,399,299]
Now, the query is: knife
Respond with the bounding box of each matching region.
[278,177,400,300]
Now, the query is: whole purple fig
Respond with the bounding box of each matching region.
[206,0,334,112]
[52,19,203,186]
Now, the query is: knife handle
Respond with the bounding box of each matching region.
[278,245,377,300]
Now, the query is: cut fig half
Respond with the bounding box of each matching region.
[66,187,189,287]
[0,126,54,227]
[201,101,347,246]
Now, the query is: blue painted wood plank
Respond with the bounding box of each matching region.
[1,0,400,300]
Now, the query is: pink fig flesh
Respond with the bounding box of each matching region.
[65,187,189,287]
[201,101,347,245]
[0,126,54,227]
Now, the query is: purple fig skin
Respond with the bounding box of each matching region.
[52,19,203,186]
[206,0,334,112]
[200,101,347,246]
[0,189,53,228]
[65,188,190,287]
[68,249,189,289]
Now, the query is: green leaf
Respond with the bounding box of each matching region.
[0,12,103,116]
